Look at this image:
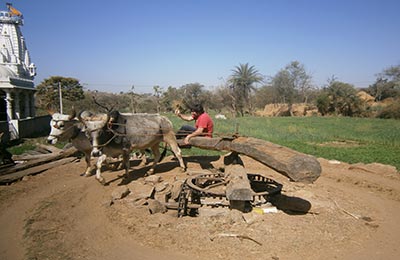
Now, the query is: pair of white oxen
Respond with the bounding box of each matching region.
[47,110,186,185]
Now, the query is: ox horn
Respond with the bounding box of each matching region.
[46,104,56,116]
[47,109,55,116]
[77,110,93,122]
[77,110,86,123]
[68,108,76,120]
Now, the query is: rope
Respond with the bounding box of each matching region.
[93,133,119,148]
[49,121,79,139]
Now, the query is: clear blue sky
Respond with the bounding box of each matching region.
[8,0,400,93]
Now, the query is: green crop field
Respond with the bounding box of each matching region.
[8,115,399,171]
[168,115,400,171]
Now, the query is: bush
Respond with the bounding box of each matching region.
[377,101,400,119]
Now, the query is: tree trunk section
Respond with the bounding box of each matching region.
[225,164,253,201]
[0,157,77,184]
[224,164,253,211]
[1,146,78,176]
[178,136,321,183]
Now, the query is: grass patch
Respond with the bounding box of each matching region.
[8,137,65,155]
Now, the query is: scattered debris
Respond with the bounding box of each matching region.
[333,200,373,222]
[209,233,262,246]
[328,160,341,165]
[252,204,279,214]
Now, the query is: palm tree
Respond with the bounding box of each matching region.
[228,63,263,116]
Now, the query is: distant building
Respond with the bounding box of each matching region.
[0,3,37,140]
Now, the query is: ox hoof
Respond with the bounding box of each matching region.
[82,172,92,177]
[97,177,106,185]
[145,169,155,177]
[118,173,129,179]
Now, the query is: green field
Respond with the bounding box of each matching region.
[8,115,399,171]
[168,115,400,171]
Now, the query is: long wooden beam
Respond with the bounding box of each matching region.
[178,136,321,183]
[1,146,78,176]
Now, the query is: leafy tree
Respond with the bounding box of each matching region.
[377,101,400,119]
[317,81,363,116]
[181,83,209,109]
[315,92,330,116]
[271,70,295,102]
[89,90,133,113]
[161,86,183,112]
[379,64,400,83]
[253,84,280,109]
[228,63,263,116]
[153,85,163,113]
[270,61,313,116]
[367,64,400,101]
[209,86,235,115]
[207,87,225,113]
[290,61,313,103]
[137,94,158,113]
[89,90,159,113]
[128,85,140,113]
[35,76,84,113]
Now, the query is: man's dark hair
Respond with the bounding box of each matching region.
[190,103,204,114]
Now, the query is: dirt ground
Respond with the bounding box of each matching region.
[1,153,400,260]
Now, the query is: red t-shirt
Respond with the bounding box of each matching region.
[195,113,213,137]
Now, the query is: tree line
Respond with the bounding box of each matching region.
[35,62,400,119]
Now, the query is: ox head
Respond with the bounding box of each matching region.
[47,110,76,144]
[78,112,110,157]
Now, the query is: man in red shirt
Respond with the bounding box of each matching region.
[175,103,214,145]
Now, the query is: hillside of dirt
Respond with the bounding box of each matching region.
[1,154,399,260]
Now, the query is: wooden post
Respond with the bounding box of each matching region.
[224,164,253,211]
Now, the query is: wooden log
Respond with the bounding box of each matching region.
[224,164,254,211]
[12,144,63,161]
[225,164,253,201]
[178,136,321,183]
[37,144,63,153]
[13,153,60,161]
[0,157,77,184]
[0,146,78,176]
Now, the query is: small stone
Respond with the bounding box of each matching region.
[147,199,167,214]
[144,175,162,184]
[111,185,130,200]
[155,182,168,192]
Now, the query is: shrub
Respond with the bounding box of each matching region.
[377,101,400,119]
